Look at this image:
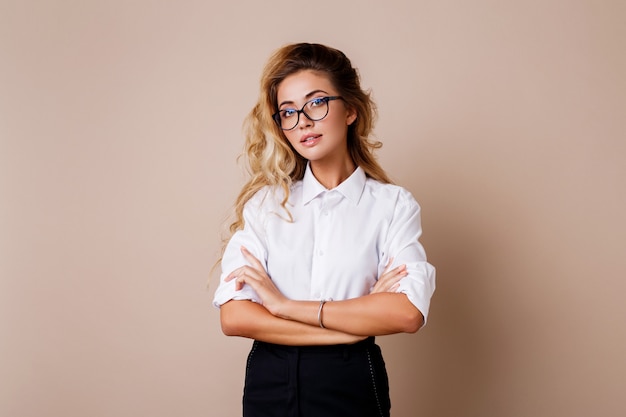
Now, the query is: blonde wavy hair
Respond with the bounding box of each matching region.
[225,43,392,247]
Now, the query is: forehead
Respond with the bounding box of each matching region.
[276,70,336,103]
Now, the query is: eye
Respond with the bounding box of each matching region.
[281,109,297,119]
[309,97,326,107]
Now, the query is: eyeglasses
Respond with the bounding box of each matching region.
[272,96,343,131]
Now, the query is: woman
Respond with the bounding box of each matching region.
[213,43,435,417]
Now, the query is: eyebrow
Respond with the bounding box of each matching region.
[278,89,330,108]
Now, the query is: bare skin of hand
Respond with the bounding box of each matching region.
[225,246,288,316]
[369,258,408,294]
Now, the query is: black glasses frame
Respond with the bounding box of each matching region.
[272,96,343,131]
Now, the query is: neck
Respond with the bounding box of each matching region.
[310,158,356,189]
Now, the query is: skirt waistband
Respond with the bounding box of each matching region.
[255,336,376,353]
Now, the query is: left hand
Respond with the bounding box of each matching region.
[370,257,408,294]
[225,246,288,316]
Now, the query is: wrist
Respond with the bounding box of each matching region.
[318,299,327,328]
[275,299,321,327]
[274,298,295,320]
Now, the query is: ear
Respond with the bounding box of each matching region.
[346,106,358,126]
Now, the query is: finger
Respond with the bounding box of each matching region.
[382,257,395,274]
[233,270,258,291]
[235,275,251,291]
[379,264,406,283]
[385,263,405,275]
[241,246,265,270]
[373,266,407,293]
[226,268,253,288]
[225,265,252,282]
[392,264,407,277]
[225,268,242,282]
[225,259,264,282]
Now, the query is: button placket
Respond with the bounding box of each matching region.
[310,193,326,298]
[310,191,345,299]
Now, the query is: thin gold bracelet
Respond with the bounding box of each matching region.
[317,300,327,328]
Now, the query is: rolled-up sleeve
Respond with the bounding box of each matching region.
[382,189,436,325]
[212,190,269,308]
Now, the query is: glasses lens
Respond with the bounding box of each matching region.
[279,109,298,130]
[304,98,329,122]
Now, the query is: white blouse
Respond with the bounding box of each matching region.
[213,165,436,323]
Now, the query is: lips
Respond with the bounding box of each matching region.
[300,134,322,146]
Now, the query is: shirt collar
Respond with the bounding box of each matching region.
[302,163,366,206]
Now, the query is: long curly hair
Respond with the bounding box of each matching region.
[226,42,392,242]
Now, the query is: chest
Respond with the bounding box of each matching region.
[263,193,393,298]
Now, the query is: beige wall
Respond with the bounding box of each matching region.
[1,1,625,416]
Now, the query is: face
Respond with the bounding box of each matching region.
[275,70,357,167]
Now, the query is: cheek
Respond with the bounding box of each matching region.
[328,110,352,129]
[327,115,350,136]
[283,132,299,147]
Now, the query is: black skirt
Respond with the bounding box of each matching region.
[242,337,390,417]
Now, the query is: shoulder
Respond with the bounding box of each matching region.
[245,181,302,210]
[364,178,420,210]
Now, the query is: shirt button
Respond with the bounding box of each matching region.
[318,250,324,256]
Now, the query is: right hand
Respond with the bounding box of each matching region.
[225,246,288,316]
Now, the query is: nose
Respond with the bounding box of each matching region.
[297,111,313,129]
